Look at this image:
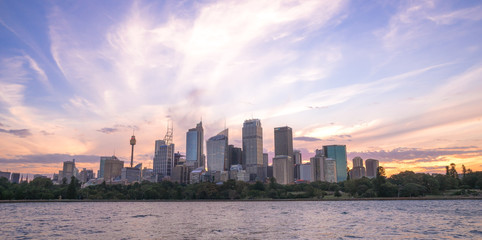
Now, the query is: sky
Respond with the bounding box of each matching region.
[0,0,481,177]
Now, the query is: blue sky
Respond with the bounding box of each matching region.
[0,0,481,176]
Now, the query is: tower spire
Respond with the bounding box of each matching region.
[130,131,136,168]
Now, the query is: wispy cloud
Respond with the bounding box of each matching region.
[294,136,322,142]
[0,128,31,138]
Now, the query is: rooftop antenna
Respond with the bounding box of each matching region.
[224,118,226,130]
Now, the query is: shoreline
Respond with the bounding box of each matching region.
[1,196,481,203]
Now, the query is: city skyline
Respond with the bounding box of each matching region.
[0,1,481,176]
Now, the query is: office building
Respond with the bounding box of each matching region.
[299,163,311,181]
[274,126,293,157]
[171,164,192,184]
[262,153,268,182]
[10,173,20,183]
[310,149,325,182]
[79,168,94,183]
[242,119,263,180]
[207,129,229,172]
[228,145,242,166]
[141,168,156,182]
[324,158,337,183]
[273,155,294,185]
[350,156,366,179]
[103,156,124,182]
[153,140,175,178]
[352,156,363,168]
[99,156,118,178]
[62,159,77,183]
[365,159,380,178]
[186,121,204,169]
[190,167,205,184]
[121,165,141,183]
[293,150,302,164]
[323,145,347,182]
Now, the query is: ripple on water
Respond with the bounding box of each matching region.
[1,200,481,239]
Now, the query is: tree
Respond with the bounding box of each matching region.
[462,165,467,179]
[66,176,78,199]
[449,163,458,179]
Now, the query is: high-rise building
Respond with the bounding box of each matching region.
[262,153,268,182]
[353,156,363,168]
[299,163,311,182]
[324,158,337,183]
[310,149,325,182]
[365,159,380,178]
[323,145,347,182]
[228,145,242,166]
[62,159,77,183]
[242,119,263,181]
[121,164,141,183]
[293,150,302,165]
[103,156,124,182]
[10,173,20,184]
[153,140,175,178]
[274,126,293,157]
[186,121,204,169]
[272,155,294,185]
[207,129,229,172]
[79,168,94,183]
[350,156,366,179]
[174,152,184,167]
[171,164,192,184]
[293,150,302,180]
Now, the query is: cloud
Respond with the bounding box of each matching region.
[97,127,119,134]
[347,147,482,163]
[427,6,482,25]
[97,125,140,134]
[0,128,32,138]
[0,154,101,164]
[294,136,322,142]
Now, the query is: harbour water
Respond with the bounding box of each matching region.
[1,200,481,239]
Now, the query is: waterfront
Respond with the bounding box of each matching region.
[1,200,481,239]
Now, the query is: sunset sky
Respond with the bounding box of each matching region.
[0,0,481,177]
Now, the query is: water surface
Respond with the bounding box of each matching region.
[1,200,481,239]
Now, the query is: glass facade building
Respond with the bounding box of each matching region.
[323,145,347,182]
[207,129,229,172]
[242,119,263,180]
[185,121,204,169]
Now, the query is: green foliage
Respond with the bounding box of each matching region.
[1,170,481,200]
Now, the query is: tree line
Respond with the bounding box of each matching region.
[1,165,481,200]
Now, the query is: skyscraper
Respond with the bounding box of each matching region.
[310,149,325,182]
[103,156,124,182]
[273,155,294,185]
[365,159,380,178]
[186,121,204,169]
[293,150,302,165]
[228,145,242,166]
[324,158,337,183]
[274,126,293,157]
[351,156,366,179]
[323,145,347,182]
[206,129,229,172]
[62,159,77,183]
[242,119,263,180]
[153,140,175,178]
